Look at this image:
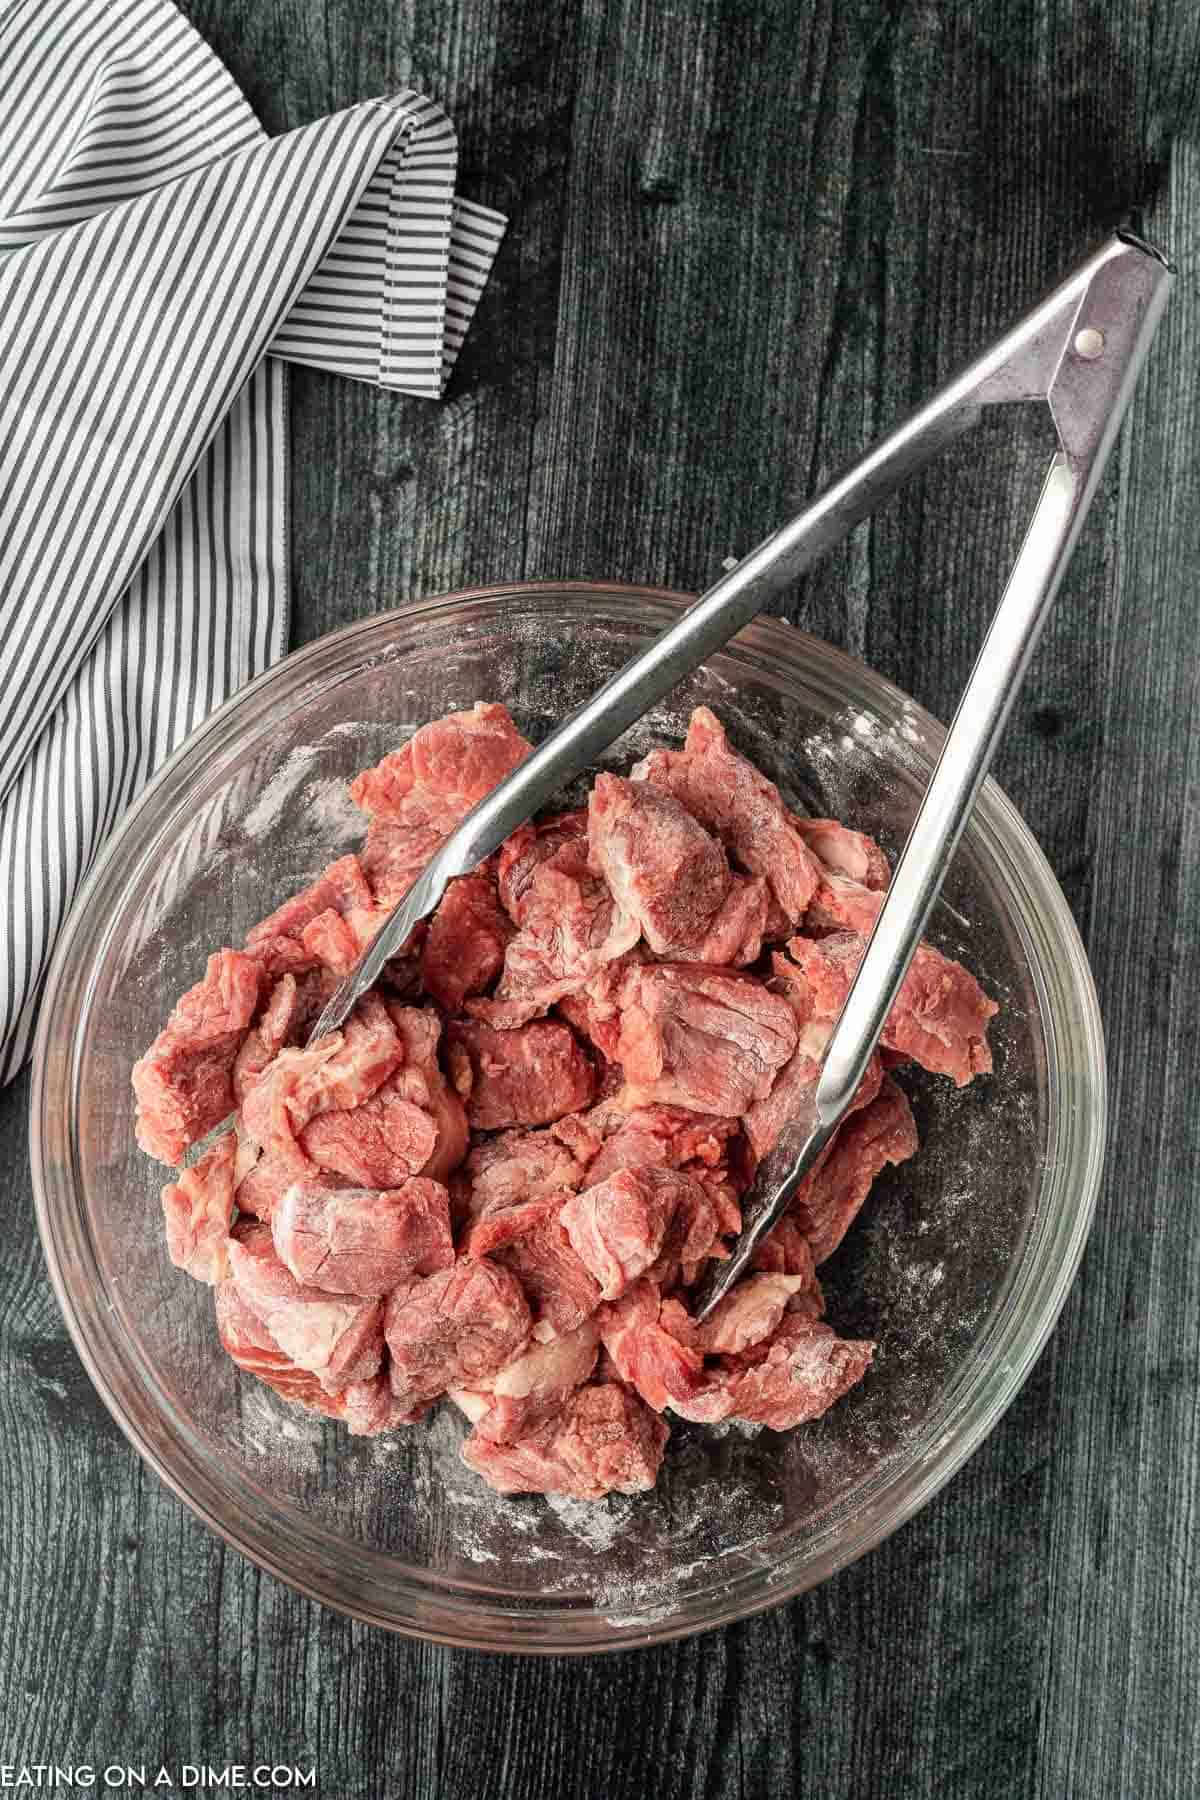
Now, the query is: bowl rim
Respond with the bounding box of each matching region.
[29,580,1107,1652]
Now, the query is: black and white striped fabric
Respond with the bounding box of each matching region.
[0,0,504,1077]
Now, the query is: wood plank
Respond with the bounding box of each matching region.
[2,0,1200,1794]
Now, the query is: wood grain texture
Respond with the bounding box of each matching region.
[2,1,1200,1794]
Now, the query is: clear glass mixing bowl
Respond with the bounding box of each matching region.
[30,584,1106,1652]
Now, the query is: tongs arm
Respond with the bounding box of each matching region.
[692,232,1173,1314]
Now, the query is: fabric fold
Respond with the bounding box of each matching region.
[0,0,505,1079]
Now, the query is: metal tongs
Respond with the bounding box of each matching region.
[311,230,1172,1319]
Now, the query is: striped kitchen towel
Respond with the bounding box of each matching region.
[0,0,505,1078]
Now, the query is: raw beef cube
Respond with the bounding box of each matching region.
[350,702,532,828]
[215,1279,343,1413]
[468,837,640,1029]
[240,993,403,1173]
[784,930,997,1085]
[555,949,644,1062]
[695,1272,813,1356]
[587,772,729,954]
[460,1126,590,1256]
[160,1131,236,1284]
[726,1316,874,1430]
[597,1279,704,1411]
[586,772,770,968]
[420,873,513,1011]
[793,818,890,889]
[232,973,302,1104]
[751,1215,821,1283]
[646,1175,724,1287]
[493,1216,603,1336]
[614,964,797,1115]
[804,870,890,935]
[793,1078,918,1264]
[454,1317,601,1443]
[461,1382,667,1499]
[233,1146,323,1221]
[497,811,588,923]
[350,703,532,907]
[272,1178,454,1295]
[680,875,770,968]
[360,818,448,908]
[216,1284,409,1430]
[741,966,884,1160]
[559,1167,686,1301]
[583,1104,741,1186]
[553,1382,669,1497]
[244,853,373,956]
[227,1225,384,1392]
[445,1018,596,1129]
[633,707,822,923]
[300,908,360,976]
[298,1073,439,1188]
[132,948,262,1164]
[385,1003,470,1181]
[384,1257,531,1405]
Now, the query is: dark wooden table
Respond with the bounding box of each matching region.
[4,2,1200,1794]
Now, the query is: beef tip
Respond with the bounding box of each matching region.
[296,1007,469,1190]
[793,1077,918,1264]
[492,1214,603,1336]
[559,1167,689,1301]
[596,1279,704,1412]
[272,1178,454,1296]
[232,973,303,1104]
[420,873,513,1012]
[244,853,377,967]
[633,707,822,924]
[468,833,639,1029]
[453,1317,601,1443]
[160,1132,236,1284]
[784,930,998,1085]
[583,1103,740,1186]
[613,963,797,1116]
[385,1003,470,1181]
[461,1381,667,1498]
[460,1125,592,1255]
[298,1074,439,1188]
[233,1145,332,1222]
[350,704,532,906]
[240,993,403,1173]
[751,1215,823,1284]
[804,870,892,935]
[645,1174,724,1288]
[132,948,262,1164]
[725,1315,874,1430]
[227,1224,384,1392]
[555,948,644,1063]
[215,1283,410,1431]
[694,1272,814,1356]
[384,1256,531,1406]
[588,772,728,953]
[742,963,884,1160]
[497,811,588,923]
[351,702,532,829]
[445,1017,596,1129]
[793,818,890,889]
[587,772,770,968]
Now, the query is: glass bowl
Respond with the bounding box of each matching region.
[30,583,1105,1652]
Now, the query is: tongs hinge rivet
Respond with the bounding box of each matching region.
[1074,326,1105,360]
